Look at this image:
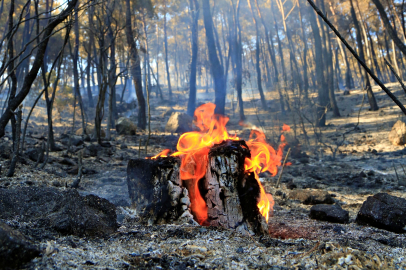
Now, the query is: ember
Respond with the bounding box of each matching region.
[148,103,288,224]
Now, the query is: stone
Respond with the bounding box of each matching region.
[0,187,118,237]
[309,204,349,224]
[165,112,193,134]
[343,90,350,95]
[76,125,105,138]
[388,120,406,146]
[61,135,84,147]
[160,108,175,118]
[288,189,334,205]
[115,117,137,135]
[0,141,13,159]
[0,221,40,269]
[356,193,406,233]
[25,147,44,162]
[86,144,102,157]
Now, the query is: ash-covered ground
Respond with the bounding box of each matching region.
[1,84,406,269]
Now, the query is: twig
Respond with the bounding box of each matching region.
[400,163,406,176]
[307,0,406,116]
[384,58,406,95]
[393,162,400,184]
[138,138,141,158]
[276,148,291,188]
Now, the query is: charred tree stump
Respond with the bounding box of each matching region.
[126,140,269,234]
[127,157,196,225]
[203,140,268,234]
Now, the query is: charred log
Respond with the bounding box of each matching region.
[127,157,195,225]
[127,140,269,234]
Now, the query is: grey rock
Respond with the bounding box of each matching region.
[0,221,40,269]
[25,148,44,162]
[288,189,334,205]
[388,120,406,146]
[356,193,406,233]
[115,117,137,135]
[309,204,349,224]
[0,141,12,159]
[165,112,193,134]
[160,108,175,118]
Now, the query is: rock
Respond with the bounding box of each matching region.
[0,187,118,237]
[309,204,349,224]
[160,108,175,118]
[0,221,40,269]
[61,135,84,147]
[76,125,105,138]
[25,148,44,162]
[165,112,193,134]
[86,144,102,157]
[0,141,13,159]
[388,120,406,146]
[288,189,334,205]
[115,117,137,135]
[356,193,406,233]
[343,90,350,95]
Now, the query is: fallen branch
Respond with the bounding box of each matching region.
[307,0,406,116]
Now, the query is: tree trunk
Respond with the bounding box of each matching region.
[308,5,328,126]
[0,0,78,139]
[163,0,172,99]
[187,0,199,117]
[73,1,86,135]
[124,0,146,129]
[202,0,226,115]
[371,0,406,56]
[350,0,379,111]
[248,0,267,110]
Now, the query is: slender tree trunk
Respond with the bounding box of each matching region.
[124,0,146,129]
[202,0,226,115]
[163,0,172,99]
[371,0,406,56]
[73,1,86,134]
[308,5,328,126]
[350,0,379,110]
[248,0,267,110]
[187,0,199,116]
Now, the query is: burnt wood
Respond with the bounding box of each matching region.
[126,140,269,234]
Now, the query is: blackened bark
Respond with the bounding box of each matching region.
[124,0,146,129]
[350,0,379,111]
[187,0,199,117]
[163,0,172,99]
[248,0,267,111]
[202,0,226,115]
[308,5,328,126]
[73,1,86,134]
[371,0,406,56]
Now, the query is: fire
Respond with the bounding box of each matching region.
[148,103,288,224]
[150,149,171,159]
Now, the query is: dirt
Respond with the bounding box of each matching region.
[0,82,406,269]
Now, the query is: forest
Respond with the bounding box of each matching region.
[0,0,406,268]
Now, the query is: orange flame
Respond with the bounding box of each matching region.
[149,149,171,159]
[148,103,288,224]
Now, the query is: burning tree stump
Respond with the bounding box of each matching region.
[203,140,268,234]
[127,157,196,225]
[127,140,269,234]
